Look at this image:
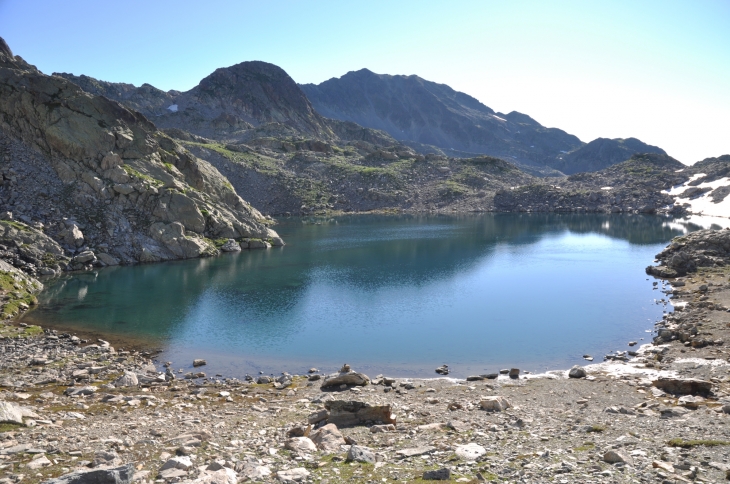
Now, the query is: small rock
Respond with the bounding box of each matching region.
[423,468,451,480]
[603,450,632,465]
[480,396,511,412]
[568,366,587,379]
[193,359,207,367]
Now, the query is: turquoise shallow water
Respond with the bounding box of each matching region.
[24,213,685,378]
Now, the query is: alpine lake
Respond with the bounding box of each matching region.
[21,214,715,379]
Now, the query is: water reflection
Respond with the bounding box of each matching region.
[24,213,691,376]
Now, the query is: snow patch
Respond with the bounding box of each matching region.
[664,175,730,219]
[167,104,178,113]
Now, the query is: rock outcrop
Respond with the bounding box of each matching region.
[647,228,730,277]
[0,36,279,275]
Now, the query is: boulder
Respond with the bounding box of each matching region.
[346,445,376,464]
[423,468,450,480]
[307,409,329,425]
[276,468,309,482]
[480,396,511,412]
[27,454,52,469]
[160,456,193,471]
[237,463,271,481]
[320,369,370,389]
[220,239,241,252]
[652,377,712,395]
[0,401,24,425]
[284,437,317,453]
[73,250,96,264]
[324,400,395,427]
[193,359,207,367]
[248,239,271,249]
[309,423,346,452]
[192,468,237,484]
[97,253,120,266]
[113,372,138,387]
[508,368,520,378]
[455,443,486,461]
[603,450,633,465]
[568,365,587,378]
[41,463,134,484]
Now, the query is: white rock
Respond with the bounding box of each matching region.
[0,401,24,425]
[276,467,310,482]
[455,443,486,461]
[480,396,511,412]
[160,456,193,471]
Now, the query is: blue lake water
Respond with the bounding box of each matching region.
[24,214,689,378]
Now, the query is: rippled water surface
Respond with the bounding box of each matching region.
[25,214,690,377]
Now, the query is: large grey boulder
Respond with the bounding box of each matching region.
[41,463,134,484]
[346,445,376,464]
[568,365,587,378]
[0,401,24,425]
[113,372,138,387]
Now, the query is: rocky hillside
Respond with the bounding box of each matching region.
[0,37,280,288]
[300,69,584,170]
[494,153,688,214]
[57,61,337,142]
[553,137,666,175]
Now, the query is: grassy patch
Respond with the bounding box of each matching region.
[0,219,31,232]
[122,165,163,187]
[574,442,595,452]
[587,424,606,433]
[0,422,24,433]
[668,438,730,448]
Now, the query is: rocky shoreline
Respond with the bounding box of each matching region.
[0,229,727,483]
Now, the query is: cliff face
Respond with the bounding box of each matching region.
[0,37,279,276]
[300,69,584,168]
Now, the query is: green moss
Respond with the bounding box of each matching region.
[0,422,24,433]
[122,165,163,187]
[0,219,31,232]
[164,162,175,172]
[587,424,606,433]
[668,438,730,448]
[574,442,595,452]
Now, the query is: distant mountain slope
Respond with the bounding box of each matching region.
[58,61,336,141]
[300,69,583,168]
[553,137,666,175]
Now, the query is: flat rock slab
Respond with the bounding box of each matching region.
[396,446,436,458]
[41,463,135,484]
[652,377,712,395]
[324,400,395,427]
[320,371,370,389]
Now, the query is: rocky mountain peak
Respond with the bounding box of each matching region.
[186,60,332,137]
[0,36,13,57]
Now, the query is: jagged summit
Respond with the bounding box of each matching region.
[300,68,582,169]
[0,36,12,57]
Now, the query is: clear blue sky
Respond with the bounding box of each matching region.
[1,0,729,163]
